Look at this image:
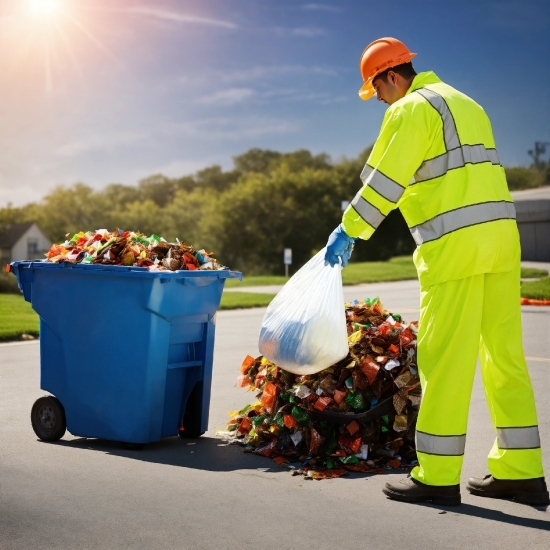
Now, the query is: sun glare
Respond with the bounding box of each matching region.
[2,1,125,94]
[28,0,61,15]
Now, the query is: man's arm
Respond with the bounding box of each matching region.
[341,104,431,240]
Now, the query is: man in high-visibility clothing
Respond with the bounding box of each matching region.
[325,37,548,506]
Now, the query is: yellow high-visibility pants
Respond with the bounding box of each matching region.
[410,266,544,486]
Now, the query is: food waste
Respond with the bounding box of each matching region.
[219,298,422,480]
[45,229,224,271]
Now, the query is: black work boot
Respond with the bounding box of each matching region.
[383,475,461,506]
[467,475,550,505]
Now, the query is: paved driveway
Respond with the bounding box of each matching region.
[1,280,549,549]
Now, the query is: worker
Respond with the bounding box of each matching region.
[325,37,548,506]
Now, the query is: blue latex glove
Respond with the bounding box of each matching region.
[325,225,356,267]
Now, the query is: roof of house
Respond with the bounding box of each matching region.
[0,222,37,248]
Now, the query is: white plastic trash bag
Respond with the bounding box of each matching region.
[258,248,348,375]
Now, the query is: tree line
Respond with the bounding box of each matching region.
[1,147,548,274]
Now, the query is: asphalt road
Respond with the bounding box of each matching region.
[1,280,549,550]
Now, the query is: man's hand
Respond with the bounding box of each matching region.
[325,225,356,267]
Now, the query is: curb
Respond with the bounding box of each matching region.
[521,298,550,306]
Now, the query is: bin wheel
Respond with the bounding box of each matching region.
[179,382,205,439]
[31,396,66,442]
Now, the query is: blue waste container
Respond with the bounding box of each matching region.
[9,261,241,446]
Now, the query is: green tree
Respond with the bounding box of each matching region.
[207,164,341,274]
[115,199,172,238]
[0,203,34,225]
[174,175,197,194]
[138,175,177,207]
[30,183,104,242]
[194,165,239,192]
[103,183,143,208]
[273,149,332,172]
[233,148,282,175]
[163,187,217,249]
[505,167,545,191]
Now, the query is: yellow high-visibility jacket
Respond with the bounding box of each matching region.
[342,71,519,287]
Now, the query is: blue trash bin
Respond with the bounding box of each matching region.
[9,261,241,445]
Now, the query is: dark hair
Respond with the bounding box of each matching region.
[374,62,416,83]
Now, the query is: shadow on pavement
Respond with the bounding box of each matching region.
[48,438,550,529]
[52,435,292,474]
[455,503,550,529]
[50,435,402,480]
[416,501,550,531]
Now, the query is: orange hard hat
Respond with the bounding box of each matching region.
[358,37,417,100]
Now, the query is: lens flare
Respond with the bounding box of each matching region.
[3,1,125,94]
[29,0,61,15]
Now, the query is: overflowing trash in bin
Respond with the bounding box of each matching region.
[219,297,422,479]
[45,229,223,271]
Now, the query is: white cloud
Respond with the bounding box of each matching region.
[302,4,343,12]
[56,132,148,157]
[127,159,212,181]
[178,64,338,87]
[195,87,255,106]
[279,92,347,105]
[291,26,327,37]
[272,26,327,37]
[165,117,300,141]
[87,6,237,29]
[258,87,347,104]
[190,84,346,107]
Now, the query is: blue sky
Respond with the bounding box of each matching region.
[1,0,549,206]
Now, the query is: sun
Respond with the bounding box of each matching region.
[28,0,61,15]
[1,0,125,94]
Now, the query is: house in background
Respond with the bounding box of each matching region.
[0,222,52,267]
[511,186,550,262]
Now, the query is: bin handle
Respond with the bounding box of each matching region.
[177,277,217,287]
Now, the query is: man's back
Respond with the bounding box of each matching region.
[387,72,518,286]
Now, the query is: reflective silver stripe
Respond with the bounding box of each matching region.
[414,144,501,183]
[410,201,516,245]
[416,431,466,456]
[416,88,460,150]
[497,426,541,450]
[351,194,385,229]
[360,164,405,204]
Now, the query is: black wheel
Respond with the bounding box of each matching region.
[31,396,66,442]
[178,382,205,439]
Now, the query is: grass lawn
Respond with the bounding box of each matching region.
[220,292,275,310]
[225,275,288,287]
[342,256,417,285]
[226,256,418,287]
[520,277,550,300]
[0,294,39,342]
[520,267,549,278]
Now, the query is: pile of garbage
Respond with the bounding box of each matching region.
[220,297,421,479]
[45,229,224,271]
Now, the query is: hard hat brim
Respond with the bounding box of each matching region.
[358,81,375,101]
